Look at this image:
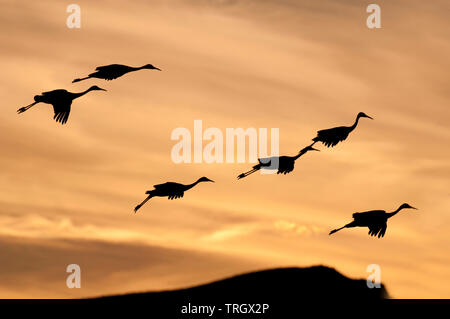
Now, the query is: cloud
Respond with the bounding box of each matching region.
[0,213,150,244]
[274,220,324,236]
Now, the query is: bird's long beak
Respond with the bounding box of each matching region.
[366,115,374,120]
[155,67,162,71]
[208,179,215,183]
[99,88,107,91]
[411,206,418,210]
[311,147,320,152]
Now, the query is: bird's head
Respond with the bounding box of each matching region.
[143,64,161,71]
[198,176,214,183]
[89,85,107,92]
[399,203,417,211]
[357,112,373,120]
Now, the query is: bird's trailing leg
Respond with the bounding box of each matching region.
[134,194,153,213]
[72,76,91,83]
[329,222,355,235]
[329,227,345,235]
[237,168,259,179]
[17,101,38,114]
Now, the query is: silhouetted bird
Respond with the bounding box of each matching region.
[72,64,161,83]
[134,177,214,213]
[312,112,373,147]
[237,144,319,179]
[329,203,417,238]
[17,86,106,124]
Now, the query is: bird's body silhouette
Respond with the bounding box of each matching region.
[237,145,319,179]
[329,203,417,238]
[17,86,106,124]
[72,64,161,83]
[312,112,373,147]
[134,177,214,213]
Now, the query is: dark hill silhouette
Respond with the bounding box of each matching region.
[92,266,389,316]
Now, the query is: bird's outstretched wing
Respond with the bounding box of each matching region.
[52,101,71,125]
[168,191,184,200]
[153,182,180,189]
[152,182,185,200]
[258,157,272,166]
[277,161,295,175]
[42,89,68,97]
[95,64,123,71]
[352,210,384,219]
[314,127,349,147]
[368,222,387,238]
[94,64,130,80]
[278,167,294,174]
[379,223,387,238]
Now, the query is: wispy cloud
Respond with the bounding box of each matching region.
[274,220,324,236]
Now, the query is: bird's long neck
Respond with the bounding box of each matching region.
[72,88,94,99]
[386,206,404,219]
[185,179,201,190]
[293,150,306,160]
[349,114,361,132]
[134,65,146,71]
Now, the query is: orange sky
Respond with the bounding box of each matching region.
[0,0,449,298]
